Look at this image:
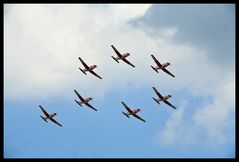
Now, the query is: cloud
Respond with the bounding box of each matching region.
[193,78,235,144]
[139,5,235,149]
[4,4,152,100]
[5,4,206,101]
[132,4,235,67]
[154,77,235,148]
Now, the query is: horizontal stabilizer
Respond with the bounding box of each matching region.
[40,115,48,122]
[151,66,158,73]
[153,97,160,104]
[111,56,119,63]
[122,112,130,118]
[75,100,82,107]
[79,68,87,75]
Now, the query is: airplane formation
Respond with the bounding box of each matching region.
[39,45,176,127]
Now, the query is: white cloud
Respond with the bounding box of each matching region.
[155,105,185,146]
[193,78,235,144]
[154,70,235,148]
[4,4,152,100]
[5,4,187,101]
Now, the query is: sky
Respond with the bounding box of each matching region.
[4,4,235,158]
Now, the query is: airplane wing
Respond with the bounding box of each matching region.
[132,114,146,122]
[39,105,50,118]
[152,87,164,100]
[85,102,98,111]
[151,54,162,67]
[121,102,133,113]
[74,90,85,102]
[162,68,175,77]
[122,58,135,68]
[89,70,102,79]
[78,57,89,69]
[111,45,122,57]
[163,100,176,109]
[49,117,63,127]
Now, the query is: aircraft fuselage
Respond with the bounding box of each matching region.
[125,108,140,116]
[80,97,92,104]
[116,53,130,60]
[155,62,170,70]
[43,112,56,120]
[156,95,171,102]
[83,65,97,72]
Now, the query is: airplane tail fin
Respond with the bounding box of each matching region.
[153,97,160,104]
[111,56,119,63]
[122,112,130,118]
[75,100,82,107]
[40,115,48,123]
[79,68,87,75]
[151,66,159,73]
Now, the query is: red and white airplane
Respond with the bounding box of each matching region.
[152,87,176,109]
[74,90,97,111]
[151,54,175,78]
[111,45,135,68]
[78,57,102,79]
[39,105,63,127]
[121,102,146,122]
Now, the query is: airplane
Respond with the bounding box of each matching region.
[121,102,146,122]
[74,90,97,111]
[111,45,135,68]
[78,57,102,79]
[152,87,176,109]
[150,54,175,77]
[39,105,63,127]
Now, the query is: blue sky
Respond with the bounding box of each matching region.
[4,4,235,158]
